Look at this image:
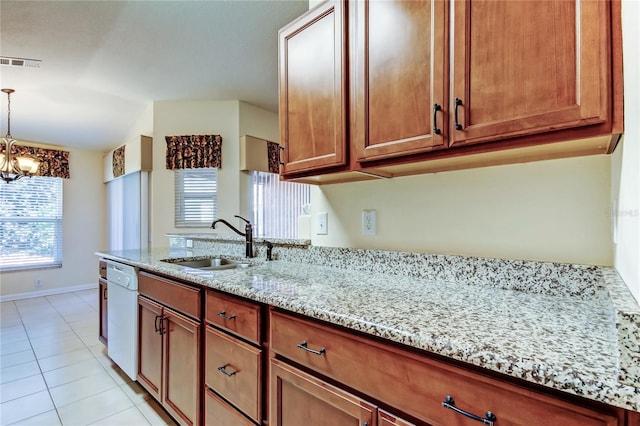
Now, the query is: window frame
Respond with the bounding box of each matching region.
[174,168,218,228]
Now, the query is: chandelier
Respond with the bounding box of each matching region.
[1,88,40,183]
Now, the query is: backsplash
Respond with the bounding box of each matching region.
[172,233,607,300]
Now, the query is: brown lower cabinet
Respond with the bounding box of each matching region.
[137,273,202,426]
[98,278,108,345]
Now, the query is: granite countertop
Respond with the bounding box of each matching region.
[97,247,639,412]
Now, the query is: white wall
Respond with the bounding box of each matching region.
[612,1,640,302]
[0,148,107,298]
[311,155,613,265]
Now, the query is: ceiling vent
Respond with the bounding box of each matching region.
[0,56,42,68]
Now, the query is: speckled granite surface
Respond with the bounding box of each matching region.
[96,245,640,412]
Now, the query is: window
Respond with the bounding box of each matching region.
[0,177,63,271]
[251,171,310,239]
[175,168,217,227]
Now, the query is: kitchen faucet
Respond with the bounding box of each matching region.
[211,215,254,258]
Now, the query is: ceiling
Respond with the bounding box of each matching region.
[0,0,308,151]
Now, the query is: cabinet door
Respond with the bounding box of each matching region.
[279,0,348,175]
[270,359,376,426]
[98,279,108,345]
[163,307,201,426]
[353,0,447,162]
[451,0,610,146]
[137,296,163,401]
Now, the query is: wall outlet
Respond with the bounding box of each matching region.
[362,210,376,235]
[316,212,328,235]
[34,279,43,288]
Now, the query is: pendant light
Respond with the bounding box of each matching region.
[0,88,40,183]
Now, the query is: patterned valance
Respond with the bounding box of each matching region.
[266,141,281,174]
[165,135,222,170]
[2,145,71,179]
[112,145,125,178]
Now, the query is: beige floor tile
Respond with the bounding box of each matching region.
[0,339,31,356]
[28,330,78,348]
[8,409,61,426]
[62,311,98,325]
[0,374,47,403]
[0,329,29,345]
[137,398,178,426]
[90,406,151,425]
[120,381,151,405]
[42,357,106,388]
[32,336,86,359]
[49,370,118,407]
[77,332,101,348]
[0,361,41,384]
[37,347,94,372]
[0,349,36,369]
[57,386,134,425]
[24,324,72,339]
[0,390,54,425]
[88,343,108,357]
[102,361,134,385]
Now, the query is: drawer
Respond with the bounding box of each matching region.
[139,271,201,319]
[205,327,262,423]
[270,310,619,426]
[206,290,261,344]
[205,387,255,426]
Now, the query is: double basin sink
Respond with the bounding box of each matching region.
[161,257,250,271]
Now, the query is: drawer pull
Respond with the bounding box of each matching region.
[297,341,326,356]
[154,315,161,333]
[218,311,236,320]
[442,396,496,425]
[217,364,237,377]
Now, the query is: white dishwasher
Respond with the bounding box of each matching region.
[104,259,139,381]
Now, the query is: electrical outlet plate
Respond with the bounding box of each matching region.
[362,210,376,235]
[316,212,328,235]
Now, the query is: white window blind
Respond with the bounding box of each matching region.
[175,168,217,227]
[251,171,310,239]
[0,177,63,271]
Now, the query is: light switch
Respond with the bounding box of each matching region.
[316,212,328,235]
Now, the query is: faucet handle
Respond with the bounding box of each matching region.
[234,215,251,225]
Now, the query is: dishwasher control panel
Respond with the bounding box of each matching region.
[105,260,138,290]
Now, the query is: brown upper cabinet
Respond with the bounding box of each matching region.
[278,0,622,183]
[278,0,348,175]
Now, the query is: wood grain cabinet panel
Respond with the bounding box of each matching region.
[450,0,611,146]
[204,388,255,426]
[353,0,447,162]
[205,327,262,423]
[270,358,376,426]
[278,0,348,176]
[270,310,622,426]
[137,273,202,426]
[206,290,261,345]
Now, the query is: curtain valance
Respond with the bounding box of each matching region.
[165,135,222,170]
[5,145,71,178]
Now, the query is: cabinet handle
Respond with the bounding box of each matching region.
[102,287,107,300]
[442,396,496,425]
[154,315,161,333]
[297,341,326,356]
[454,98,464,130]
[218,311,236,321]
[278,145,285,166]
[217,364,237,377]
[433,103,442,135]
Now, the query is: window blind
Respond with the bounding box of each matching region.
[251,171,310,239]
[0,177,63,271]
[175,168,217,227]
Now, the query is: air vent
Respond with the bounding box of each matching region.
[0,56,41,68]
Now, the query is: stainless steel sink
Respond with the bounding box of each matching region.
[161,257,249,271]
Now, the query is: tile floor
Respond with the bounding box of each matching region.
[1,289,178,425]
